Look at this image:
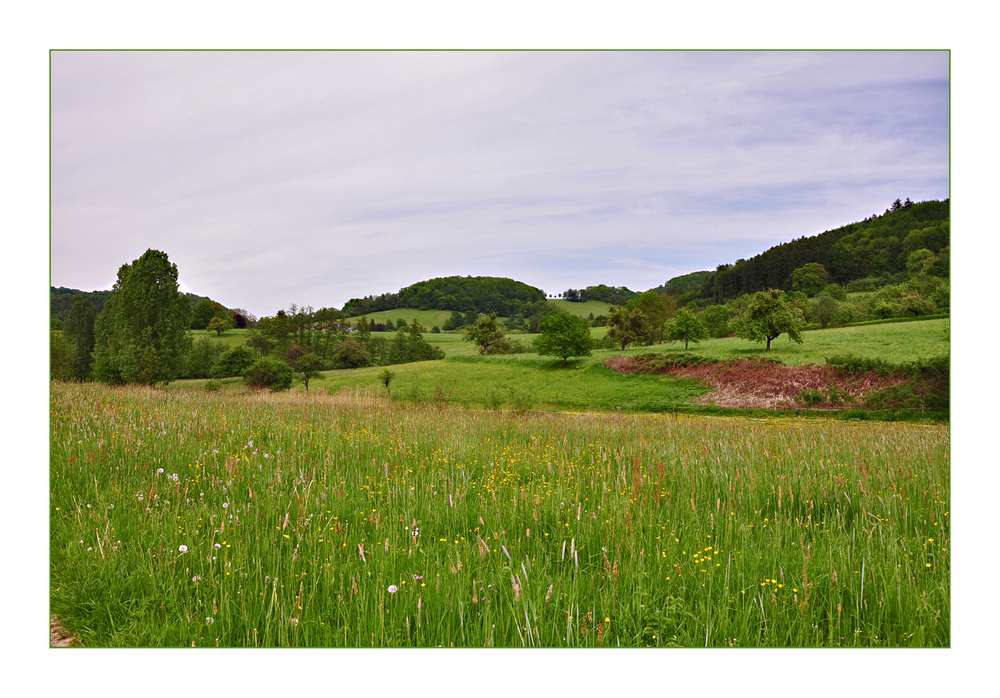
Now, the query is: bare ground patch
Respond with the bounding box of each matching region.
[604,356,908,410]
[50,616,80,647]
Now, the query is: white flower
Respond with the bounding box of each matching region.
[158,468,164,473]
[179,545,188,553]
[206,616,214,625]
[387,585,398,594]
[223,502,228,508]
[290,618,299,626]
[215,543,222,550]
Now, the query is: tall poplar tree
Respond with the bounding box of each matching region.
[93,249,193,385]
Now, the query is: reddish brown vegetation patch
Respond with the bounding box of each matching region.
[604,356,908,410]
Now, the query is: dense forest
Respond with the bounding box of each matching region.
[699,198,949,303]
[341,276,547,318]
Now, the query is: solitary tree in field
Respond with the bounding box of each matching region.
[463,313,508,355]
[291,351,324,393]
[93,249,193,385]
[207,316,232,336]
[534,311,593,366]
[665,308,709,350]
[733,289,804,351]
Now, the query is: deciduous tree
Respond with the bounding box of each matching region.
[665,308,709,350]
[606,305,647,350]
[463,313,507,355]
[93,249,193,385]
[533,311,593,366]
[207,316,232,336]
[733,289,804,351]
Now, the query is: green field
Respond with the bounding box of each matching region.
[50,381,949,648]
[590,318,950,367]
[546,299,612,318]
[187,318,948,416]
[189,328,250,349]
[342,308,456,329]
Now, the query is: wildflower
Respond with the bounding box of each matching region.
[205,617,214,625]
[223,502,229,509]
[388,585,398,594]
[179,545,188,553]
[158,468,164,474]
[215,543,222,550]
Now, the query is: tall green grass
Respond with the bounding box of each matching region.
[50,382,949,647]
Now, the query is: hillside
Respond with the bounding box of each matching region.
[51,287,214,325]
[341,276,546,318]
[699,198,949,302]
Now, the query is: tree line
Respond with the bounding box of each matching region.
[50,250,448,390]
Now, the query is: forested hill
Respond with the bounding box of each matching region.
[51,287,213,324]
[699,198,949,303]
[342,276,546,317]
[649,271,714,297]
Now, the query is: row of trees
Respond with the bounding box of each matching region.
[461,311,593,366]
[601,288,806,353]
[51,249,451,389]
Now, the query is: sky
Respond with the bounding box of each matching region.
[50,50,949,318]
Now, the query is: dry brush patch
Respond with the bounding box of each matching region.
[604,356,907,410]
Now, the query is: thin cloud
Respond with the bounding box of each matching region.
[51,50,949,317]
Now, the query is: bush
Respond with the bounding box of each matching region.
[211,345,259,378]
[798,389,826,406]
[204,379,222,392]
[243,357,293,390]
[332,338,372,369]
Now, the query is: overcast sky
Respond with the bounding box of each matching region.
[50,50,949,317]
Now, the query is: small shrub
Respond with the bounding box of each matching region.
[204,379,222,392]
[506,384,538,414]
[404,376,425,403]
[483,385,504,410]
[798,389,826,406]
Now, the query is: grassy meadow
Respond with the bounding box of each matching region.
[50,380,949,648]
[187,317,948,417]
